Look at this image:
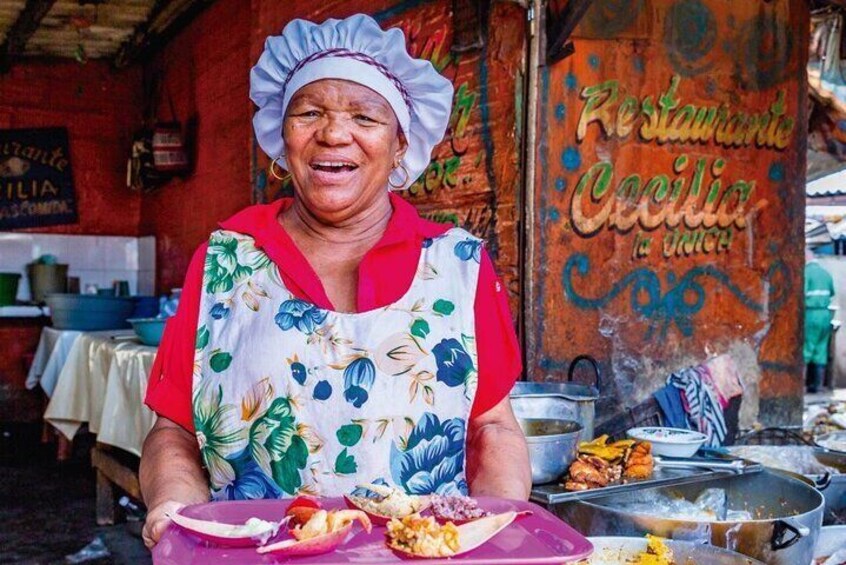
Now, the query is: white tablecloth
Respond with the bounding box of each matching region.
[44,332,158,456]
[25,327,83,395]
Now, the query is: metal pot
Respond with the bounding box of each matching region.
[518,418,581,484]
[814,525,846,561]
[585,536,765,564]
[510,355,600,440]
[555,471,824,565]
[813,448,846,524]
[726,445,846,524]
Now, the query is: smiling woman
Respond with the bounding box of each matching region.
[138,13,530,550]
[283,80,407,222]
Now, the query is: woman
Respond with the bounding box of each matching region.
[140,14,530,549]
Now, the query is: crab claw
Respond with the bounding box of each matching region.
[355,483,394,498]
[328,509,372,534]
[258,510,372,556]
[258,523,354,556]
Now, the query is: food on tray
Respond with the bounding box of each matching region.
[257,509,371,556]
[806,401,846,438]
[429,494,491,522]
[386,513,460,557]
[564,437,654,490]
[285,494,322,527]
[579,435,636,463]
[386,511,522,558]
[631,535,674,565]
[345,483,430,523]
[624,442,655,479]
[565,455,620,491]
[167,511,286,547]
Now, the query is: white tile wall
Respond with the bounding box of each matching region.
[0,233,156,301]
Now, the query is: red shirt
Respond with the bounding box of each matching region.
[144,193,522,431]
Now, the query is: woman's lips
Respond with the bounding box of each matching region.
[308,162,360,185]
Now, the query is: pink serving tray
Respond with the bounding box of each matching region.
[153,496,593,564]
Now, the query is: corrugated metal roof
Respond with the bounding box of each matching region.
[807,166,846,196]
[26,0,156,60]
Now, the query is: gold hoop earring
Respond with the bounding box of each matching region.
[269,155,290,182]
[388,163,410,189]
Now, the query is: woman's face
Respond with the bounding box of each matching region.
[283,79,407,221]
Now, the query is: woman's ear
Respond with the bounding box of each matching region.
[394,130,408,164]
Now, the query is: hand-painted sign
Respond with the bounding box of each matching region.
[571,75,795,260]
[0,127,78,230]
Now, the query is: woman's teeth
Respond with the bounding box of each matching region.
[311,162,357,172]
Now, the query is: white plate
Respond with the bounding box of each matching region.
[627,427,707,457]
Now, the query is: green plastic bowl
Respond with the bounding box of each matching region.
[127,317,166,346]
[0,273,21,306]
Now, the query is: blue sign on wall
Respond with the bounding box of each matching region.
[0,127,78,230]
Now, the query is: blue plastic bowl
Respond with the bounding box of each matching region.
[127,317,166,346]
[45,293,135,331]
[131,296,160,319]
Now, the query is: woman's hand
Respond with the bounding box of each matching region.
[142,500,185,549]
[466,396,531,500]
[139,417,210,549]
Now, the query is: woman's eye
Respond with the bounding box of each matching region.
[355,114,377,123]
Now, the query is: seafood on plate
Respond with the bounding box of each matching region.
[429,494,491,523]
[284,494,322,527]
[631,535,674,565]
[386,514,460,557]
[257,509,371,556]
[386,511,522,559]
[167,511,287,547]
[345,483,431,523]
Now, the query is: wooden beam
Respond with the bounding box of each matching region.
[91,444,142,526]
[113,0,217,68]
[546,0,593,64]
[0,0,59,73]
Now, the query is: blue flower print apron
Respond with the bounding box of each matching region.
[191,227,483,500]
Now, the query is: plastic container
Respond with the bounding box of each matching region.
[45,293,135,331]
[131,296,160,319]
[127,317,166,346]
[27,263,68,303]
[0,273,21,305]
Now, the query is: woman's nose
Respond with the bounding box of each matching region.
[317,116,352,145]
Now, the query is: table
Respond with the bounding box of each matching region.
[43,331,158,456]
[26,326,83,395]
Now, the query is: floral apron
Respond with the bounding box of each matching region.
[192,227,483,500]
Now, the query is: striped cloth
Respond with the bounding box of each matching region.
[667,367,727,448]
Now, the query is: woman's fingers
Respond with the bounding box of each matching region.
[142,500,185,549]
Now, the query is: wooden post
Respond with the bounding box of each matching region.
[91,444,143,526]
[95,469,116,526]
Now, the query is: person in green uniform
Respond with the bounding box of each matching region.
[805,247,835,393]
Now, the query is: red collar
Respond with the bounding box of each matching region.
[218,192,449,309]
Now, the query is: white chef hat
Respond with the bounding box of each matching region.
[250,14,454,191]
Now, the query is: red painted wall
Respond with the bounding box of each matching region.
[143,0,526,305]
[139,0,253,292]
[0,60,143,235]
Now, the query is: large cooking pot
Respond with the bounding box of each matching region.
[725,445,846,524]
[510,355,600,440]
[555,471,824,565]
[584,537,764,564]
